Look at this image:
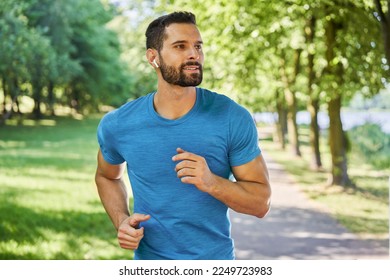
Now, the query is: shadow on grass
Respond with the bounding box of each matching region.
[0,191,117,259]
[231,206,389,259]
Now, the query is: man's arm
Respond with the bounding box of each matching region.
[95,149,150,250]
[173,148,271,218]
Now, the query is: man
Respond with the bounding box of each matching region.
[95,11,271,260]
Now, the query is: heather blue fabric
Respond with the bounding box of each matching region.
[97,87,261,260]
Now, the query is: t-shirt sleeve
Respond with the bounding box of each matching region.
[97,111,125,165]
[228,103,261,167]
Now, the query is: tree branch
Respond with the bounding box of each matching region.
[374,0,388,24]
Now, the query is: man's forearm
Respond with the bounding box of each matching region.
[173,150,271,217]
[208,175,271,218]
[95,174,130,229]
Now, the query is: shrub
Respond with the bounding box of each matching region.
[348,124,390,169]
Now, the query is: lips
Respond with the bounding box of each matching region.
[183,66,199,70]
[182,63,201,72]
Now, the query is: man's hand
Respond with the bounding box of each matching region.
[172,147,216,192]
[117,213,151,250]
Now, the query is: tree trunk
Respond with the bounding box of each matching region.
[327,95,351,186]
[374,0,390,65]
[32,84,43,119]
[71,88,80,113]
[325,18,352,187]
[280,50,302,157]
[47,81,56,116]
[0,78,19,125]
[305,15,322,169]
[2,77,8,115]
[285,87,301,156]
[11,78,21,115]
[308,99,322,169]
[275,89,287,149]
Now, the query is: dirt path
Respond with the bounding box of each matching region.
[230,155,389,260]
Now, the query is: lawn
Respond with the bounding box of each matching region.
[259,125,389,237]
[0,116,133,259]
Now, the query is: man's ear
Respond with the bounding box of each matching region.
[146,49,159,68]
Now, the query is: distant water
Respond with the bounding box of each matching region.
[253,111,390,134]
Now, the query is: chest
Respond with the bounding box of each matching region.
[117,120,231,180]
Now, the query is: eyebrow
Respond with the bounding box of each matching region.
[171,40,203,45]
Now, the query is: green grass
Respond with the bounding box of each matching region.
[260,126,389,237]
[0,116,133,259]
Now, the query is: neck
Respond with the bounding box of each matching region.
[153,83,197,120]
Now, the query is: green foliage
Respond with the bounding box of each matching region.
[159,0,386,112]
[0,117,133,259]
[348,124,390,169]
[67,0,131,110]
[1,0,387,115]
[25,0,83,86]
[108,4,158,100]
[0,6,34,83]
[0,0,133,117]
[159,0,387,186]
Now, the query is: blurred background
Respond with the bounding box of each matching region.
[0,0,389,259]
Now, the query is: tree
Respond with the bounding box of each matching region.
[319,1,384,186]
[0,1,35,121]
[108,0,158,101]
[25,0,82,115]
[26,30,57,119]
[304,12,323,169]
[0,0,136,119]
[65,0,131,112]
[161,0,307,157]
[162,0,387,187]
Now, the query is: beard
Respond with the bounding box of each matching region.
[159,58,203,87]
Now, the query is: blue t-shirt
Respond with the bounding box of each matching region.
[97,87,260,260]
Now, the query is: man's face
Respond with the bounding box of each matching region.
[158,23,204,87]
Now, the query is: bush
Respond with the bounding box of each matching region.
[348,124,390,169]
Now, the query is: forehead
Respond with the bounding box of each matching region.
[163,23,202,45]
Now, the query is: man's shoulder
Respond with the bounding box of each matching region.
[198,88,236,112]
[199,87,231,102]
[117,93,152,113]
[199,88,249,115]
[99,93,152,128]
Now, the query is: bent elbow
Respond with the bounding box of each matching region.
[255,192,271,218]
[255,204,271,218]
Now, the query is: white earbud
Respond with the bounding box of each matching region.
[153,59,159,68]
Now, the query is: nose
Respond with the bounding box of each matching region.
[187,46,201,60]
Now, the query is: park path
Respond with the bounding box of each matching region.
[230,153,389,260]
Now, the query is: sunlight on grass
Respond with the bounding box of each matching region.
[5,118,57,126]
[0,231,133,260]
[316,192,388,234]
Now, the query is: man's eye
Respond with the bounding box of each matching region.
[175,45,185,49]
[195,45,202,50]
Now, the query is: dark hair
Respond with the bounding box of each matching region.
[145,11,196,51]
